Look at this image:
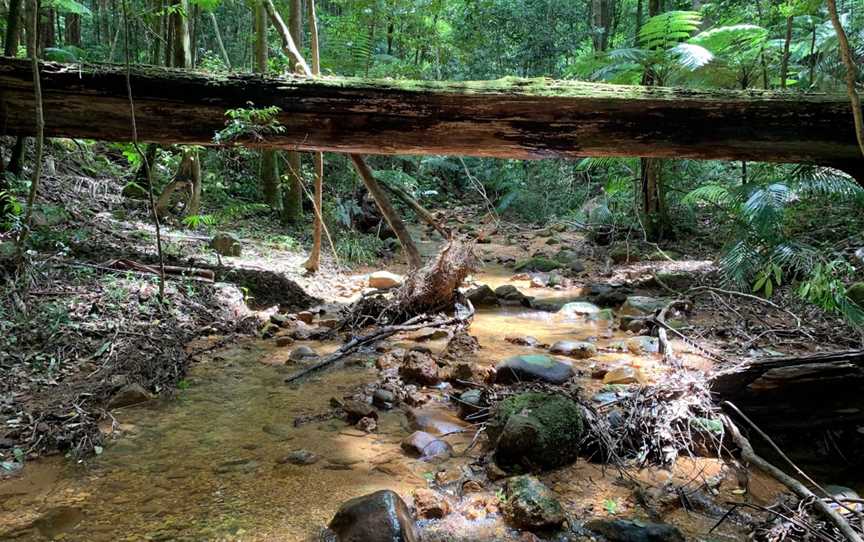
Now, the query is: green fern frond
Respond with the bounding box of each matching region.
[639,11,702,50]
[681,184,735,207]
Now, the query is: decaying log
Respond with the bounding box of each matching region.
[710,350,864,429]
[1,58,862,181]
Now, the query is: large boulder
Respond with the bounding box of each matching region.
[584,519,685,542]
[465,284,499,307]
[369,271,403,290]
[503,475,565,531]
[549,340,596,359]
[328,490,418,542]
[210,233,242,257]
[557,301,601,319]
[495,284,531,306]
[488,392,583,472]
[495,355,574,385]
[620,296,667,316]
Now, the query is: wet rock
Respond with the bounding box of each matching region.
[554,249,585,273]
[503,475,565,531]
[621,296,667,316]
[465,284,499,307]
[369,271,403,290]
[585,519,684,542]
[210,232,242,257]
[514,257,562,273]
[275,336,294,348]
[339,400,378,424]
[549,340,597,359]
[627,336,660,354]
[401,431,436,455]
[488,392,582,472]
[372,389,396,410]
[557,301,601,318]
[356,416,378,433]
[587,284,628,307]
[603,366,645,385]
[271,313,292,327]
[495,284,531,306]
[619,315,650,333]
[495,354,574,385]
[412,488,450,519]
[278,449,319,465]
[462,493,501,521]
[399,350,440,386]
[406,409,464,436]
[328,490,418,542]
[407,328,449,342]
[456,388,485,419]
[400,431,453,462]
[107,383,152,409]
[260,323,280,339]
[289,346,319,362]
[505,335,541,347]
[295,311,315,324]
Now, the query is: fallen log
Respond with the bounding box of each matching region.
[710,350,864,430]
[1,58,862,181]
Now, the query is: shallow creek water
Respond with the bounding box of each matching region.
[0,275,770,541]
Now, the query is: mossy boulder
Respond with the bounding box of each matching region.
[847,283,864,308]
[488,392,582,472]
[514,257,561,273]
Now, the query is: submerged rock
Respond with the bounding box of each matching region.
[557,301,601,318]
[620,296,667,316]
[503,475,565,531]
[289,345,319,362]
[107,384,152,409]
[328,490,418,542]
[549,340,596,359]
[339,400,378,424]
[488,392,582,472]
[495,354,574,385]
[278,449,319,466]
[585,519,684,542]
[369,271,403,290]
[210,232,242,257]
[627,336,660,354]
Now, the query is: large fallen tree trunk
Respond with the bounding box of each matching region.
[0,58,862,180]
[710,350,864,430]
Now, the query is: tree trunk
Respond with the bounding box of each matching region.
[39,8,55,52]
[827,0,864,159]
[1,0,25,222]
[65,13,81,47]
[263,0,310,76]
[255,0,281,210]
[281,0,304,223]
[350,155,421,268]
[208,10,230,69]
[303,0,324,273]
[639,0,667,241]
[780,16,792,89]
[1,59,862,178]
[5,0,23,56]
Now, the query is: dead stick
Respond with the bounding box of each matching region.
[721,414,863,542]
[380,180,451,239]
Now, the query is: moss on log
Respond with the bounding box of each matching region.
[0,58,861,176]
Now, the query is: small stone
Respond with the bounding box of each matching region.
[372,389,396,410]
[495,284,531,306]
[465,284,499,307]
[278,449,319,465]
[505,335,540,347]
[549,340,597,359]
[456,388,484,419]
[107,384,152,409]
[603,366,645,385]
[328,490,418,542]
[399,350,440,386]
[341,400,378,424]
[260,323,280,339]
[621,296,667,316]
[289,346,319,362]
[620,315,650,333]
[557,301,601,318]
[295,311,315,324]
[275,336,294,347]
[585,519,685,542]
[400,431,452,462]
[271,313,292,327]
[369,271,403,290]
[209,232,242,257]
[412,489,450,519]
[503,475,565,531]
[356,416,378,433]
[495,354,574,385]
[627,336,660,354]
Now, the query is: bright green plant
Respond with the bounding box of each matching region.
[214,105,285,144]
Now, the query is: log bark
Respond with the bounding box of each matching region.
[0,58,862,178]
[710,350,864,430]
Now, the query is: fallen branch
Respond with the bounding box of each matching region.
[689,286,802,328]
[284,302,474,384]
[721,412,863,542]
[380,180,451,239]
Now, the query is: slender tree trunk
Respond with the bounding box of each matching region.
[350,155,421,268]
[65,13,81,46]
[255,0,280,210]
[635,0,643,46]
[827,0,864,159]
[780,16,792,89]
[170,0,191,68]
[5,0,23,55]
[209,10,230,69]
[39,7,55,51]
[2,0,25,217]
[639,0,667,241]
[262,0,310,76]
[281,0,304,223]
[304,0,324,272]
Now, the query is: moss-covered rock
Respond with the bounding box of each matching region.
[847,282,864,308]
[488,392,582,472]
[514,257,561,273]
[503,475,565,531]
[609,243,639,264]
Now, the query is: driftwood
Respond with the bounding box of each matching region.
[710,350,864,430]
[1,58,862,182]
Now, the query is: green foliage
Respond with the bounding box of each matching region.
[214,105,285,144]
[798,261,864,326]
[182,214,217,229]
[639,11,703,50]
[335,232,385,265]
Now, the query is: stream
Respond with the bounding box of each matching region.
[0,269,769,541]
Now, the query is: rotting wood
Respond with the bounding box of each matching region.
[1,58,862,182]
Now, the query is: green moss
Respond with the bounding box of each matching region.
[514,257,561,272]
[489,392,582,472]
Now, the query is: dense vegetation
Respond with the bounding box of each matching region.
[1,0,863,320]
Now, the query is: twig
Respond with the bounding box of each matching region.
[690,286,802,328]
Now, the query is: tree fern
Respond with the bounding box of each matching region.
[639,11,703,51]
